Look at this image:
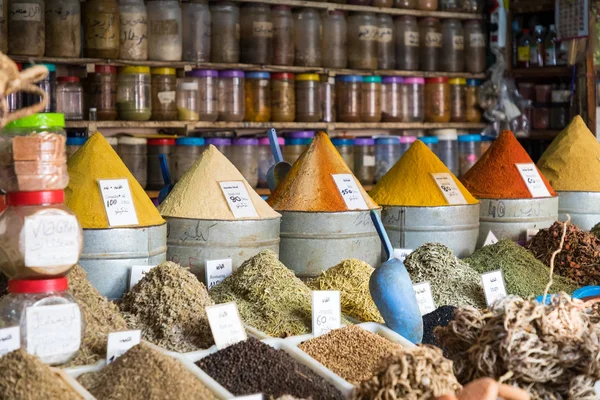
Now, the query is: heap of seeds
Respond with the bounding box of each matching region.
[298,325,401,385]
[196,338,344,399]
[422,306,456,348]
[119,261,214,352]
[308,259,383,323]
[78,343,216,399]
[0,349,80,400]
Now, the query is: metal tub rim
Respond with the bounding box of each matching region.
[81,222,167,231]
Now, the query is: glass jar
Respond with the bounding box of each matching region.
[218,70,245,122]
[294,8,321,67]
[206,138,232,159]
[433,129,459,176]
[119,0,148,61]
[354,137,375,186]
[150,67,177,121]
[320,76,336,123]
[186,69,219,122]
[45,0,80,58]
[295,74,321,122]
[23,63,56,113]
[240,3,272,65]
[147,0,182,61]
[66,137,85,159]
[401,77,425,122]
[210,1,239,63]
[449,78,466,122]
[440,0,460,10]
[463,0,483,12]
[272,6,294,66]
[90,65,117,121]
[182,0,211,62]
[458,134,482,175]
[361,76,382,123]
[550,88,570,130]
[533,84,551,130]
[118,136,147,188]
[418,0,438,10]
[176,78,200,121]
[419,18,442,71]
[348,12,378,70]
[395,16,419,71]
[283,131,314,165]
[322,10,347,69]
[83,0,120,58]
[0,113,68,193]
[0,277,84,365]
[464,20,486,73]
[378,14,395,70]
[395,0,418,8]
[7,64,23,114]
[466,79,482,123]
[375,136,401,182]
[425,77,450,123]
[420,136,439,153]
[56,77,84,121]
[271,73,295,123]
[117,66,152,121]
[382,76,403,122]
[244,72,271,123]
[332,138,355,171]
[257,136,284,188]
[147,138,175,190]
[173,137,205,181]
[231,138,259,188]
[8,0,44,56]
[336,75,362,123]
[441,19,464,72]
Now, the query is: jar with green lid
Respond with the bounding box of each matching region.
[244,72,271,123]
[45,0,81,58]
[150,67,177,121]
[348,12,378,70]
[117,66,152,121]
[361,76,382,123]
[8,0,45,56]
[24,63,56,113]
[449,78,466,122]
[83,0,120,58]
[240,3,272,65]
[271,73,295,123]
[336,75,362,123]
[295,74,321,122]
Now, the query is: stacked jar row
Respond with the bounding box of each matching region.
[320,0,483,11]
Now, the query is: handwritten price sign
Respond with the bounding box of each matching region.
[312,291,341,337]
[332,174,368,210]
[219,181,259,219]
[431,173,468,205]
[98,179,139,227]
[205,258,233,289]
[515,164,551,198]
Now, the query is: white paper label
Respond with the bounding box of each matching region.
[469,32,486,47]
[413,282,436,316]
[205,302,247,350]
[219,181,259,219]
[404,30,419,47]
[26,304,81,359]
[23,214,80,268]
[358,25,378,41]
[106,330,141,364]
[205,258,233,289]
[312,290,341,337]
[157,91,175,105]
[393,248,413,262]
[11,3,41,21]
[378,27,393,43]
[515,164,552,198]
[0,327,20,356]
[526,229,539,242]
[98,179,139,227]
[235,395,263,400]
[431,173,468,205]
[363,155,376,167]
[481,270,508,306]
[332,174,368,211]
[453,35,465,50]
[129,265,156,289]
[425,32,442,47]
[483,231,499,246]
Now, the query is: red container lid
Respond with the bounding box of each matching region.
[95,65,117,74]
[425,77,449,84]
[148,138,176,146]
[6,190,65,206]
[58,76,80,83]
[9,277,69,294]
[272,72,295,80]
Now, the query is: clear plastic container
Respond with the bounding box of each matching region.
[295,74,321,122]
[419,136,439,153]
[354,137,375,186]
[182,0,211,62]
[425,77,450,123]
[322,10,347,69]
[244,72,271,123]
[117,66,152,121]
[176,78,200,121]
[240,3,272,65]
[382,76,403,122]
[464,20,486,73]
[150,67,176,121]
[332,138,355,171]
[173,137,205,181]
[24,63,56,113]
[419,17,442,71]
[449,78,466,122]
[210,1,240,63]
[336,75,362,123]
[186,69,219,122]
[205,137,232,159]
[466,79,481,123]
[442,19,464,72]
[9,0,45,56]
[258,136,284,188]
[395,0,418,9]
[378,14,395,70]
[395,16,419,71]
[119,0,148,61]
[83,0,120,58]
[481,135,494,154]
[231,137,259,188]
[45,0,81,58]
[218,70,245,122]
[147,0,182,61]
[147,138,175,190]
[320,76,336,123]
[66,137,86,159]
[89,65,118,121]
[56,77,84,121]
[7,64,23,113]
[283,131,314,165]
[418,0,438,10]
[118,136,147,188]
[375,136,401,182]
[440,0,460,11]
[458,133,482,176]
[294,8,321,67]
[348,12,379,70]
[361,76,382,123]
[272,6,294,66]
[401,77,425,122]
[433,129,459,176]
[271,73,296,123]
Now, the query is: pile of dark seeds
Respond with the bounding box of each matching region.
[422,306,456,348]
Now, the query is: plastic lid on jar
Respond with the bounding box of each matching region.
[96,65,117,74]
[219,70,245,78]
[119,136,147,145]
[58,76,80,83]
[287,130,315,139]
[206,138,232,146]
[4,113,65,130]
[458,134,482,142]
[296,73,320,82]
[148,138,176,146]
[425,77,449,84]
[331,138,354,146]
[354,137,375,146]
[186,69,219,78]
[382,76,404,84]
[233,137,259,146]
[375,136,401,145]
[449,78,467,85]
[399,136,417,144]
[66,137,87,146]
[467,79,481,86]
[403,77,425,85]
[151,67,176,76]
[285,138,312,145]
[336,75,363,83]
[246,72,270,80]
[176,137,205,146]
[26,63,56,72]
[363,76,382,84]
[121,66,151,75]
[419,136,439,144]
[9,277,68,294]
[6,190,65,206]
[482,135,495,142]
[432,129,458,140]
[272,72,295,80]
[258,137,285,146]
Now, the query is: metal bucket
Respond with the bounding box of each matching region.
[166,217,280,283]
[278,210,382,278]
[79,223,167,300]
[557,191,600,231]
[381,204,480,258]
[477,197,558,247]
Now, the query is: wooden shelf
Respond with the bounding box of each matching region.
[510,66,573,78]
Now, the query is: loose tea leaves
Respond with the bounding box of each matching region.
[422,305,456,348]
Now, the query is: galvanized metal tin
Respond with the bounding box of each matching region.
[79,223,167,300]
[557,191,600,231]
[278,210,382,278]
[477,197,559,247]
[382,204,480,258]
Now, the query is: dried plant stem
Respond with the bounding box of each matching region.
[542,214,571,303]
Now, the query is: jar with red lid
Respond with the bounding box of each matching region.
[56,77,84,121]
[271,73,296,123]
[147,138,175,190]
[425,77,450,123]
[90,65,118,121]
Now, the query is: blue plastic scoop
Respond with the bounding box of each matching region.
[266,128,291,192]
[158,154,174,204]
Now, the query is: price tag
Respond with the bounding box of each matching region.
[483,231,499,247]
[205,259,233,289]
[129,265,156,289]
[219,181,259,219]
[205,302,247,350]
[481,270,508,306]
[312,290,341,337]
[413,282,436,316]
[234,395,263,400]
[515,164,551,198]
[23,214,80,268]
[26,304,81,359]
[0,327,20,356]
[106,330,141,364]
[526,229,539,242]
[98,179,139,227]
[363,155,376,167]
[431,173,468,205]
[332,174,368,210]
[393,248,413,262]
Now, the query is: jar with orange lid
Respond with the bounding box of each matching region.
[425,77,450,123]
[295,74,321,122]
[449,78,466,122]
[466,79,482,123]
[244,72,271,122]
[271,73,295,123]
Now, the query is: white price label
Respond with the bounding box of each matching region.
[157,91,176,105]
[129,265,156,289]
[431,173,468,205]
[481,270,508,306]
[363,155,376,167]
[413,282,436,316]
[26,304,81,359]
[515,164,551,198]
[205,302,247,350]
[312,290,341,337]
[98,179,139,227]
[205,259,233,289]
[23,214,80,268]
[393,248,413,262]
[332,174,368,210]
[483,231,499,247]
[526,229,539,242]
[0,327,20,356]
[106,330,141,364]
[219,181,259,219]
[234,395,263,400]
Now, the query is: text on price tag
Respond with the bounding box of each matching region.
[312,290,341,337]
[205,258,233,289]
[481,270,508,306]
[0,327,20,356]
[205,302,247,350]
[129,265,156,289]
[98,179,139,227]
[24,214,80,268]
[431,173,468,205]
[332,174,368,210]
[413,282,436,316]
[106,330,141,364]
[393,248,413,262]
[483,231,499,247]
[219,181,259,219]
[515,164,551,198]
[26,303,81,359]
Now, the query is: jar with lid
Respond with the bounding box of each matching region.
[90,65,117,121]
[419,18,442,71]
[425,77,450,123]
[361,76,382,123]
[271,73,295,123]
[399,136,416,156]
[378,15,395,70]
[66,137,86,159]
[0,277,84,365]
[106,137,118,153]
[518,82,534,123]
[150,68,176,121]
[56,77,84,121]
[449,78,466,122]
[375,136,401,182]
[550,88,570,130]
[294,8,321,67]
[218,70,245,122]
[458,134,481,175]
[118,137,147,188]
[400,77,425,122]
[210,2,239,63]
[332,138,355,171]
[186,69,219,122]
[182,0,210,62]
[117,66,152,121]
[231,138,259,188]
[119,0,148,61]
[295,74,321,122]
[420,136,439,153]
[336,75,362,123]
[272,6,294,66]
[441,19,464,72]
[464,20,486,73]
[433,129,459,176]
[0,113,68,193]
[206,138,232,159]
[395,0,418,8]
[382,76,403,122]
[173,137,205,181]
[283,131,314,165]
[322,10,347,69]
[418,0,438,10]
[533,84,551,130]
[354,137,375,185]
[258,136,284,188]
[240,3,272,65]
[395,16,419,71]
[147,0,182,61]
[176,78,200,121]
[481,135,493,154]
[245,72,271,123]
[7,64,23,114]
[440,0,460,10]
[320,76,336,123]
[8,0,45,56]
[24,63,56,113]
[463,0,483,12]
[348,12,378,70]
[373,0,394,6]
[83,0,120,58]
[0,0,6,53]
[466,79,481,123]
[147,138,175,190]
[45,0,80,58]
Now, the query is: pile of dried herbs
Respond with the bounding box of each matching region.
[591,222,600,239]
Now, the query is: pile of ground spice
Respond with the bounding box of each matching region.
[465,240,577,298]
[78,343,216,400]
[460,130,556,198]
[0,349,80,400]
[267,131,378,212]
[159,145,280,220]
[119,261,214,352]
[370,140,478,206]
[307,259,383,323]
[422,305,456,348]
[196,338,344,399]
